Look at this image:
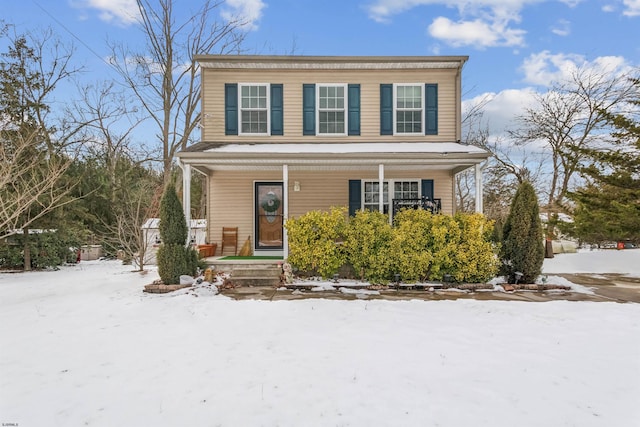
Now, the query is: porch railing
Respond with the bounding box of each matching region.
[392,197,442,217]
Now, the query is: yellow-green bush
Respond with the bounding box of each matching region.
[344,210,394,283]
[286,206,498,284]
[389,209,434,282]
[284,207,347,278]
[451,213,499,283]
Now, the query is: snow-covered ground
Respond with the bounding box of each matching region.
[1,251,639,426]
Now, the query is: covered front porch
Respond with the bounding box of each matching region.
[177,142,490,258]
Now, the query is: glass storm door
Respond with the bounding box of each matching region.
[255,182,284,250]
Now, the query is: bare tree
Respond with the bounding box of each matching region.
[0,27,86,268]
[106,172,163,271]
[0,131,76,240]
[108,0,247,185]
[510,67,635,213]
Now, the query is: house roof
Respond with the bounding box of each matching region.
[195,55,468,70]
[177,142,490,172]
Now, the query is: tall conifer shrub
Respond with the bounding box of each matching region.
[500,181,544,284]
[157,184,197,284]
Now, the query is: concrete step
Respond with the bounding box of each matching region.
[230,276,282,287]
[227,264,283,287]
[232,267,282,278]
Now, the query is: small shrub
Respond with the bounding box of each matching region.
[344,210,393,283]
[452,213,499,283]
[156,184,193,285]
[157,245,191,284]
[285,207,347,278]
[389,209,434,282]
[500,181,544,283]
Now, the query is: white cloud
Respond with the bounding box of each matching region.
[221,0,266,31]
[463,88,538,137]
[428,17,526,47]
[520,51,631,87]
[365,0,546,48]
[622,0,640,16]
[71,0,140,26]
[602,4,616,12]
[551,19,571,36]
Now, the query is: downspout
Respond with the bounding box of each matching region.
[455,59,464,142]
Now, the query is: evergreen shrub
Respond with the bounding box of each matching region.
[500,181,544,283]
[156,184,195,284]
[0,231,78,269]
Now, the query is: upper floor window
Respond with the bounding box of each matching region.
[225,83,283,136]
[318,84,347,135]
[239,84,269,135]
[380,83,437,136]
[395,84,423,134]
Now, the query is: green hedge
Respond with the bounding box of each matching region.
[285,208,498,284]
[0,231,79,269]
[285,207,347,278]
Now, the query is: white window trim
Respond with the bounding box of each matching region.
[238,83,271,136]
[316,83,348,136]
[361,179,421,220]
[393,83,424,136]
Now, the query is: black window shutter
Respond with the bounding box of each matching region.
[380,84,393,135]
[270,84,283,135]
[303,84,316,135]
[425,84,438,135]
[421,179,434,200]
[348,180,362,217]
[348,84,360,136]
[225,83,238,135]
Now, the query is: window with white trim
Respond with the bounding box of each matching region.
[362,180,420,215]
[318,84,346,135]
[395,84,423,134]
[240,84,269,134]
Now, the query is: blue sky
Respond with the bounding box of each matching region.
[5,0,640,137]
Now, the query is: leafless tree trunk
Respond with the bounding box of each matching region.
[108,0,247,186]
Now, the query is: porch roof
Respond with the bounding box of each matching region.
[178,142,490,172]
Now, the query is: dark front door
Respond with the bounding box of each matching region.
[255,182,283,250]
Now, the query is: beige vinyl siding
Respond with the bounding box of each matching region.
[206,169,454,248]
[201,68,457,142]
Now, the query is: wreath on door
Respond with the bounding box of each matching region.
[261,191,281,223]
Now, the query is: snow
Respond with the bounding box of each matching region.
[543,248,640,275]
[1,252,639,426]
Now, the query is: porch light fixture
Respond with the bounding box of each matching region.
[443,274,452,284]
[294,181,300,192]
[394,273,401,284]
[333,273,339,283]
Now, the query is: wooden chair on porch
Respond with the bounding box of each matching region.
[221,227,238,256]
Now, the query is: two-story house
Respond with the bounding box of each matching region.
[177,55,490,257]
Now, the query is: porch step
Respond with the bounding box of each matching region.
[230,264,282,287]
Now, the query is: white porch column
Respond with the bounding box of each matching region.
[378,164,385,213]
[475,163,483,213]
[283,164,289,259]
[182,163,192,245]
